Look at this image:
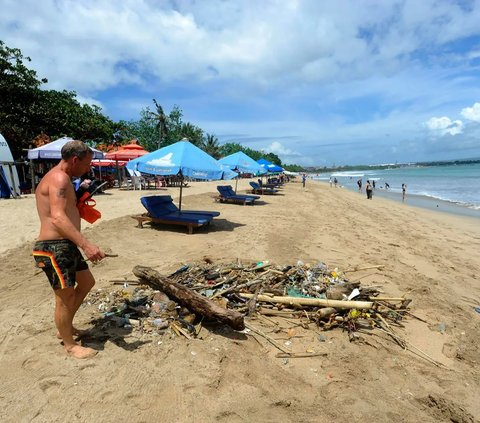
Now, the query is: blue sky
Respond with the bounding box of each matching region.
[1,0,480,166]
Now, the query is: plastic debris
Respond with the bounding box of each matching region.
[85,259,412,353]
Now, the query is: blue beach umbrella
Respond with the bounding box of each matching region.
[219,151,266,175]
[218,151,266,193]
[127,139,236,210]
[257,158,284,174]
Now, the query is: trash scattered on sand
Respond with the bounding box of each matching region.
[84,259,443,366]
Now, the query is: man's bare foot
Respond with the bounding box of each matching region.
[56,327,88,340]
[65,344,98,359]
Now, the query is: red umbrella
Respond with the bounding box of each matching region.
[105,141,149,161]
[91,159,127,168]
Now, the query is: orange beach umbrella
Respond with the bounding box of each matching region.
[105,141,149,161]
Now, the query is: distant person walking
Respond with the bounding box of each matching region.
[366,180,373,199]
[329,177,333,188]
[357,179,362,192]
[302,174,306,188]
[402,183,407,202]
[334,177,338,188]
[372,180,376,189]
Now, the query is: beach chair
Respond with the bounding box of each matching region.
[131,175,145,190]
[249,181,279,195]
[145,195,220,217]
[132,195,216,234]
[258,179,281,189]
[216,185,259,205]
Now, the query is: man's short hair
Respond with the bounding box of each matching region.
[61,140,93,160]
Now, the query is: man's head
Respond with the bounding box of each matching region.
[61,140,93,177]
[61,140,92,160]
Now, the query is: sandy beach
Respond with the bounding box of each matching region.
[1,179,479,422]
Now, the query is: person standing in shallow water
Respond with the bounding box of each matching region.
[357,179,362,192]
[402,183,407,202]
[33,140,105,359]
[365,180,373,199]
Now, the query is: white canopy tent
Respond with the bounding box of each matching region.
[27,137,104,160]
[0,133,21,198]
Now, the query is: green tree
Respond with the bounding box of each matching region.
[0,41,117,157]
[264,152,282,166]
[0,40,47,156]
[219,142,244,157]
[202,133,221,158]
[31,89,116,143]
[180,122,203,146]
[116,109,158,151]
[146,99,168,149]
[165,105,184,144]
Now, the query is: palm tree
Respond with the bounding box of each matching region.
[180,122,203,146]
[202,133,221,159]
[146,99,168,149]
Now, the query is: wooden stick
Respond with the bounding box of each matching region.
[258,308,303,317]
[247,284,262,315]
[211,277,263,299]
[244,322,291,353]
[170,322,192,340]
[369,297,407,301]
[239,293,373,309]
[345,265,384,273]
[276,352,327,358]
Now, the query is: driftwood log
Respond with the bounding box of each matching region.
[133,265,245,330]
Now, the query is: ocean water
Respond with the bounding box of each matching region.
[313,162,480,211]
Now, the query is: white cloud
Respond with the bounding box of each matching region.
[461,102,480,122]
[2,1,480,164]
[2,0,480,93]
[424,117,463,136]
[75,95,105,110]
[266,141,300,157]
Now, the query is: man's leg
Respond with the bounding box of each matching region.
[54,287,97,358]
[56,269,95,338]
[73,269,95,314]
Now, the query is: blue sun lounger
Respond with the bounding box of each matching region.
[216,185,259,205]
[258,179,282,189]
[249,181,279,195]
[133,195,219,234]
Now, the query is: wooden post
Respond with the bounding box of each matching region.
[132,265,245,330]
[30,159,36,192]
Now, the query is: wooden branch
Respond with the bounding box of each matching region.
[369,297,407,301]
[258,308,304,317]
[211,277,263,299]
[276,352,327,358]
[244,322,290,353]
[345,265,384,273]
[239,293,373,309]
[133,265,245,330]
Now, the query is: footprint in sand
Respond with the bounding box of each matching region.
[39,378,62,394]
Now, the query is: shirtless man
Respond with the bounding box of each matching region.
[33,140,105,358]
